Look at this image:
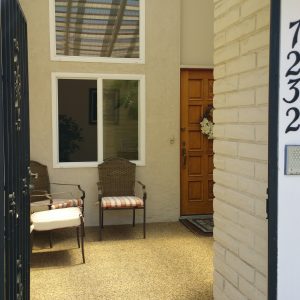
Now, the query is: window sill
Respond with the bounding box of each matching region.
[53,160,145,169]
[51,55,145,65]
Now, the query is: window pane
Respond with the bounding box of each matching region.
[58,79,97,162]
[103,80,139,160]
[55,0,140,58]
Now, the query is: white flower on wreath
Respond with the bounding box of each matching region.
[200,117,214,139]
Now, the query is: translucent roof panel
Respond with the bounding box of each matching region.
[55,0,140,58]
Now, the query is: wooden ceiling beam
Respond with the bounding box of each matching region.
[63,0,72,55]
[100,0,127,57]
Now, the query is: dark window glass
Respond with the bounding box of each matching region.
[58,79,97,162]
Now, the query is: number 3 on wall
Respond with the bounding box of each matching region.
[283,78,300,103]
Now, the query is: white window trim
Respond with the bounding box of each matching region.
[51,72,146,168]
[49,0,145,64]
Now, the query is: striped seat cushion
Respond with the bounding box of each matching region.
[51,198,83,210]
[102,196,144,208]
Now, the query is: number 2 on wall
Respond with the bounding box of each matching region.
[286,107,300,133]
[286,51,300,77]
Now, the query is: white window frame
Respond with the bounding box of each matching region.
[49,0,145,64]
[52,72,146,168]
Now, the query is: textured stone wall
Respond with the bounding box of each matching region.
[213,0,270,299]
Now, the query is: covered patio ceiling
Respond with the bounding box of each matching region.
[55,0,140,58]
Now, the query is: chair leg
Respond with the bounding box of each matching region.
[101,208,104,228]
[80,207,86,237]
[143,207,146,239]
[30,231,34,253]
[133,209,135,227]
[99,204,102,241]
[80,216,85,264]
[49,230,53,248]
[76,227,80,248]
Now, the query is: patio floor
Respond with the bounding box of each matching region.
[30,222,213,300]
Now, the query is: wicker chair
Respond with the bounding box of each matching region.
[29,160,86,262]
[30,160,85,212]
[30,205,85,263]
[97,157,147,241]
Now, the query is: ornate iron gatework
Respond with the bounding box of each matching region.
[14,38,22,132]
[1,0,30,299]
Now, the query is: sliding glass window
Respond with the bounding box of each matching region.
[52,73,145,167]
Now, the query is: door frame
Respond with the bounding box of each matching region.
[268,0,280,299]
[0,3,5,297]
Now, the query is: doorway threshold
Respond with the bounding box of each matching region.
[179,214,213,220]
[179,214,214,235]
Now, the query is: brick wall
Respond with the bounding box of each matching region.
[213,0,270,299]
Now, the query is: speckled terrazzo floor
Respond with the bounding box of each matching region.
[30,222,213,300]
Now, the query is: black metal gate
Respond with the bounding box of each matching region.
[1,0,30,299]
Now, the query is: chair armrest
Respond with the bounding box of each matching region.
[51,182,80,187]
[31,189,48,195]
[97,182,103,201]
[50,183,85,201]
[30,193,50,198]
[30,193,52,208]
[136,181,146,189]
[136,181,147,201]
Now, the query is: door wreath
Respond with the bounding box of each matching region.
[200,105,214,139]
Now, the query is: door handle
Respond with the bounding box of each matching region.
[182,142,187,167]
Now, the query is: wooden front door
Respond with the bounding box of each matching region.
[180,69,214,215]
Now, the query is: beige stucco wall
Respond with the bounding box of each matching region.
[20,0,181,226]
[213,0,270,299]
[180,0,214,66]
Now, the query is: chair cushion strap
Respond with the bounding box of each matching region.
[51,198,83,210]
